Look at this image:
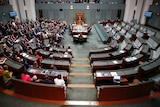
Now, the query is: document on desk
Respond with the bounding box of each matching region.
[119,50,125,53]
[112,60,118,64]
[104,48,108,50]
[125,57,137,62]
[103,73,109,76]
[110,72,118,76]
[21,53,27,57]
[132,57,137,60]
[96,72,103,77]
[64,54,68,58]
[125,57,131,62]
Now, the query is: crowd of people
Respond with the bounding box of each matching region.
[0,17,68,88]
[0,64,65,88]
[1,17,68,63]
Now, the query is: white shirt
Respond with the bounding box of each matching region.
[54,78,65,87]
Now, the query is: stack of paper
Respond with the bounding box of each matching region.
[110,72,118,76]
[112,60,118,64]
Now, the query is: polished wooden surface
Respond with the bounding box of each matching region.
[71,24,88,35]
[11,78,66,100]
[75,12,84,25]
[1,87,160,106]
[98,80,154,101]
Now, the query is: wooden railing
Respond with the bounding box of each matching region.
[97,80,154,101]
[12,78,66,100]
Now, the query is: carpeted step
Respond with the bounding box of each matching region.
[69,67,92,73]
[67,84,95,88]
[69,72,92,76]
[66,88,97,101]
[71,58,90,64]
[71,64,90,67]
[68,75,94,84]
[72,58,89,61]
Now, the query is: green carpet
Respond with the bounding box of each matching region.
[61,28,106,58]
[69,67,92,73]
[66,88,97,101]
[71,60,90,64]
[61,27,102,101]
[68,75,94,84]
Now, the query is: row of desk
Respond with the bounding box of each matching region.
[36,49,72,62]
[89,41,118,56]
[91,53,144,72]
[71,24,89,43]
[71,24,88,35]
[94,67,138,86]
[27,67,68,83]
[21,52,71,72]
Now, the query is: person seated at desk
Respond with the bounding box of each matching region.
[16,57,30,69]
[77,16,83,25]
[66,45,72,56]
[2,65,13,87]
[35,52,43,65]
[28,48,34,55]
[21,73,39,82]
[42,74,54,84]
[50,64,57,70]
[54,74,66,89]
[32,75,41,83]
[3,43,12,57]
[32,61,41,68]
[21,73,33,82]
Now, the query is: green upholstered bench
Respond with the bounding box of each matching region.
[94,23,111,44]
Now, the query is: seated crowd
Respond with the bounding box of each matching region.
[0,17,69,88]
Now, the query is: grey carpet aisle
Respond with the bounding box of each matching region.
[66,59,96,101]
[62,27,105,101]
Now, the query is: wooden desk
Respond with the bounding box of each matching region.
[49,46,66,53]
[71,24,88,35]
[89,42,118,56]
[27,68,68,83]
[110,50,127,59]
[20,53,38,64]
[41,59,70,72]
[4,59,25,76]
[36,49,50,58]
[92,60,123,72]
[124,53,144,67]
[138,57,160,77]
[90,53,111,63]
[97,80,154,101]
[50,52,72,62]
[94,67,138,86]
[73,34,88,42]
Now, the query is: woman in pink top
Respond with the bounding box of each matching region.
[21,73,33,82]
